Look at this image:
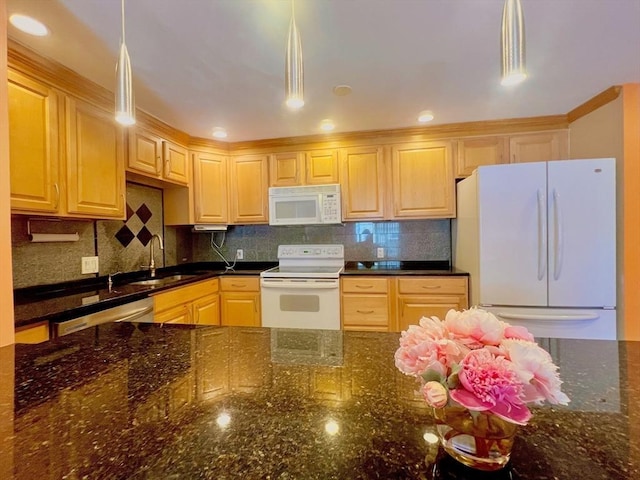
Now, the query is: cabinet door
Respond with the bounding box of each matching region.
[221,292,261,326]
[127,127,162,177]
[155,303,192,324]
[65,97,125,218]
[162,140,189,185]
[390,141,455,218]
[340,146,385,220]
[509,131,569,164]
[269,151,304,186]
[306,149,339,184]
[397,295,467,332]
[229,154,269,224]
[8,70,60,213]
[193,151,228,223]
[456,136,507,177]
[193,293,220,326]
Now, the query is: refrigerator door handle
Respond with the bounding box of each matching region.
[537,189,547,281]
[496,312,600,322]
[553,190,564,280]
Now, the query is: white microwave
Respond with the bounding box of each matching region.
[268,184,342,226]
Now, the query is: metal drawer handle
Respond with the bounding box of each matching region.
[357,310,374,314]
[356,285,373,289]
[421,285,441,289]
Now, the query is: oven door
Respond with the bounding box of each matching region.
[260,278,340,330]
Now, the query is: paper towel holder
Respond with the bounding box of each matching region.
[27,218,80,243]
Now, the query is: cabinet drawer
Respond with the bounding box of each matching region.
[397,277,467,295]
[153,278,218,312]
[155,303,192,324]
[342,295,389,329]
[342,277,389,294]
[220,276,260,292]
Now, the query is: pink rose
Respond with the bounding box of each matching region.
[444,308,505,348]
[422,381,448,408]
[449,349,532,425]
[501,339,570,406]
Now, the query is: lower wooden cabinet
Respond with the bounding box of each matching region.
[152,278,219,325]
[220,276,261,327]
[341,277,392,331]
[395,276,469,331]
[15,321,50,344]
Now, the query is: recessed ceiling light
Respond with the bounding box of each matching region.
[9,14,49,36]
[212,127,228,139]
[333,85,352,96]
[320,119,335,132]
[418,110,435,123]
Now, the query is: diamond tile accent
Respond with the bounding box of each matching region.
[126,203,134,221]
[137,226,153,246]
[136,203,153,224]
[115,225,135,247]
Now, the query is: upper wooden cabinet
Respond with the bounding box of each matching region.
[456,136,508,178]
[193,150,228,224]
[229,154,269,224]
[340,146,386,220]
[269,149,339,187]
[65,97,126,219]
[509,130,569,164]
[8,70,61,214]
[128,127,189,186]
[390,141,455,219]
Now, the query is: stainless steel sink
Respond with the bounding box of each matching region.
[129,274,199,287]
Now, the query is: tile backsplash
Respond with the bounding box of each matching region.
[191,220,451,264]
[11,181,451,288]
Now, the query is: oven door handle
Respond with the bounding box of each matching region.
[260,279,339,289]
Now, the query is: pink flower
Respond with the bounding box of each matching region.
[422,381,448,408]
[503,324,535,342]
[501,339,570,406]
[449,349,532,425]
[394,338,466,378]
[398,316,447,349]
[444,308,505,348]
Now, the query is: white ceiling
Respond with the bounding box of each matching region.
[6,0,640,142]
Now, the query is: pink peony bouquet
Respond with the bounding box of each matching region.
[395,308,570,425]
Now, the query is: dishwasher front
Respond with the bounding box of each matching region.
[53,297,154,338]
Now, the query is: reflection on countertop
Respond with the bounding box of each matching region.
[2,324,638,479]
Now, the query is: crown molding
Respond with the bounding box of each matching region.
[567,86,622,124]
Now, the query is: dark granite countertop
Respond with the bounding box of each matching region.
[2,324,637,479]
[14,261,467,328]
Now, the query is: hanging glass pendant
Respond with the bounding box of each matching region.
[501,0,527,86]
[285,0,304,109]
[115,0,135,125]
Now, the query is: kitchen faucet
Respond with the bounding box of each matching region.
[143,234,164,277]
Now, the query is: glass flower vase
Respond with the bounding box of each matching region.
[433,406,518,471]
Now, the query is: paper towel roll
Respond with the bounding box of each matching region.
[30,233,80,243]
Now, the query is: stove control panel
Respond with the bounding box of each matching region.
[277,244,344,259]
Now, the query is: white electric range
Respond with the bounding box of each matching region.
[260,245,344,330]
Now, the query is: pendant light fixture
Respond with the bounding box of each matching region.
[115,0,135,125]
[285,0,304,109]
[500,0,527,86]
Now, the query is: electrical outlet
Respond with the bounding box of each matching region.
[81,256,99,274]
[236,249,244,260]
[376,247,385,259]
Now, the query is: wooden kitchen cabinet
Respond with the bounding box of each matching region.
[220,276,261,327]
[509,130,569,164]
[341,277,392,331]
[395,276,468,331]
[152,278,219,325]
[8,70,125,219]
[340,146,386,220]
[8,70,61,214]
[65,96,126,219]
[269,149,339,187]
[15,321,50,344]
[456,136,508,177]
[196,328,230,401]
[192,150,228,224]
[390,141,455,218]
[229,154,269,224]
[127,126,189,186]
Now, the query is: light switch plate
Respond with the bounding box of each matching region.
[236,249,244,260]
[376,247,385,259]
[81,256,99,274]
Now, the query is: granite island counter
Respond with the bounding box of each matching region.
[1,324,638,479]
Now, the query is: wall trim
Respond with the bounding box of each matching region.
[567,86,623,124]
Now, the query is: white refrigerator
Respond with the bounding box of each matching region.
[453,158,617,340]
